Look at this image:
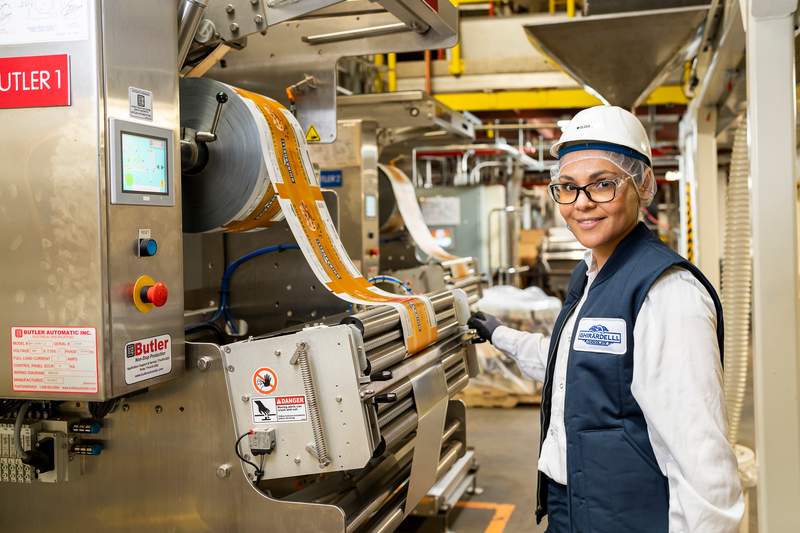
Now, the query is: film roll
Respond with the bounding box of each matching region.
[180,77,281,233]
[180,78,439,355]
[378,164,471,279]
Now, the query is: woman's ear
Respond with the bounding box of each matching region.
[639,168,656,204]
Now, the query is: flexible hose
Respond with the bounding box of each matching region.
[14,401,32,461]
[722,117,752,447]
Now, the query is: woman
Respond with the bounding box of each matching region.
[468,106,744,533]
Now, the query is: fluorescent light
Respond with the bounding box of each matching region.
[665,171,680,181]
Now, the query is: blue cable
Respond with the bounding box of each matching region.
[379,233,408,244]
[368,275,412,296]
[185,244,301,335]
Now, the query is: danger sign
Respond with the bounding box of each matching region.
[251,395,308,424]
[252,367,278,394]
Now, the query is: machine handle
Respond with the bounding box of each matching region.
[195,91,228,143]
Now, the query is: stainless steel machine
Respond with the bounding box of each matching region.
[0,0,480,531]
[308,92,484,302]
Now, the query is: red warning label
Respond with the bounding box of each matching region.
[252,395,308,424]
[252,367,278,395]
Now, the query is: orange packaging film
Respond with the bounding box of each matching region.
[378,164,472,281]
[233,88,438,355]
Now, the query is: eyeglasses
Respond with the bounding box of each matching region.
[548,175,629,205]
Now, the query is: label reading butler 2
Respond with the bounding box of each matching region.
[124,334,172,384]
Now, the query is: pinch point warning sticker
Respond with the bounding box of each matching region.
[253,367,278,394]
[251,396,308,424]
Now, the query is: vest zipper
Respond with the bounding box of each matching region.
[536,299,580,522]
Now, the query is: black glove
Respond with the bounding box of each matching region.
[468,311,503,344]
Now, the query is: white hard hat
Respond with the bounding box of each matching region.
[551,105,652,166]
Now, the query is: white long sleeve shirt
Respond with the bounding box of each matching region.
[492,252,744,533]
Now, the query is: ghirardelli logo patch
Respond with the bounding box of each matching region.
[577,324,622,347]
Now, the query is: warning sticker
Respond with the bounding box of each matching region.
[305,124,321,143]
[253,367,278,395]
[251,396,308,424]
[11,327,98,394]
[124,334,172,385]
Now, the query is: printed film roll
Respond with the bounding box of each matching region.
[180,77,282,233]
[182,78,439,355]
[378,164,471,280]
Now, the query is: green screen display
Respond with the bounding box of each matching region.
[121,132,168,194]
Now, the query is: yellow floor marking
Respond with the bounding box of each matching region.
[455,501,516,533]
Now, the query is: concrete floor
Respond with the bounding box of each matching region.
[400,355,758,533]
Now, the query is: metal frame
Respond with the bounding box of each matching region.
[746,1,800,530]
[205,0,459,143]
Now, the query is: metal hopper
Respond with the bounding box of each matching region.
[523,5,710,109]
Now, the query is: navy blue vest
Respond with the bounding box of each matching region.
[535,223,723,532]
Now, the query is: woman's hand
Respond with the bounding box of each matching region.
[468,311,503,344]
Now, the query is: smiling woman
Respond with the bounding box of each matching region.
[469,106,745,533]
[551,151,644,268]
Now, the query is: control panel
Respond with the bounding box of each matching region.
[109,119,176,206]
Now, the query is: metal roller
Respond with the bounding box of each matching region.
[179,77,275,233]
[368,317,459,373]
[380,365,469,450]
[343,290,455,339]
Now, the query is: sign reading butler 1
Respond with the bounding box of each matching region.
[0,54,71,109]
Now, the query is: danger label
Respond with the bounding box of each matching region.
[124,334,172,385]
[253,367,278,394]
[11,327,98,394]
[251,396,308,424]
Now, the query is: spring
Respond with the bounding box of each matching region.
[297,342,330,468]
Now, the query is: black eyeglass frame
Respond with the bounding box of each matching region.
[548,175,630,205]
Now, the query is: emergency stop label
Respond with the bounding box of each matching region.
[11,327,98,394]
[124,334,172,385]
[251,395,308,424]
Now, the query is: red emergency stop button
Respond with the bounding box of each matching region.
[142,282,168,307]
[368,248,379,257]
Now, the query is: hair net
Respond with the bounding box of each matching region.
[550,149,656,208]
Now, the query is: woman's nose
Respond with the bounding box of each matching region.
[574,189,595,209]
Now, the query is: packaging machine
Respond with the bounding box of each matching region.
[0,0,480,531]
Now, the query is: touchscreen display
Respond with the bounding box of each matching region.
[431,228,454,249]
[365,194,377,219]
[121,132,168,194]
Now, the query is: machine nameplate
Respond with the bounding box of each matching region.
[320,170,342,187]
[251,396,308,424]
[10,326,98,394]
[128,86,153,121]
[124,334,172,385]
[0,54,71,109]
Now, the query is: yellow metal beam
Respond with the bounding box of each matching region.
[435,86,690,111]
[388,53,397,92]
[375,54,384,92]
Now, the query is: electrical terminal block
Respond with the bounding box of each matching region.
[248,428,276,456]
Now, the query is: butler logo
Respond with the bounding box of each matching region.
[577,324,622,347]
